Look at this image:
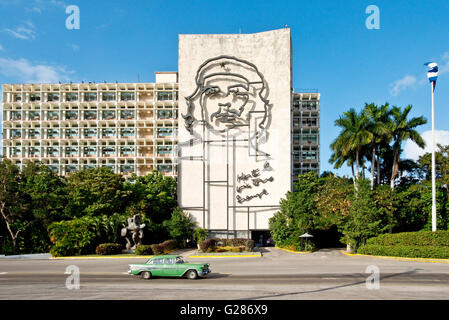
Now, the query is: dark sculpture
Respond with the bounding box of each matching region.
[121,214,146,251]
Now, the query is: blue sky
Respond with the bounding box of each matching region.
[1,0,449,176]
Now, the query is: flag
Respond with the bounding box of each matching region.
[424,62,439,91]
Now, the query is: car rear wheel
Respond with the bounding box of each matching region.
[141,271,152,280]
[186,270,197,280]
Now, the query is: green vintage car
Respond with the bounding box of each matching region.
[128,255,211,280]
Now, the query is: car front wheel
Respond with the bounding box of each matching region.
[141,271,152,280]
[186,270,197,280]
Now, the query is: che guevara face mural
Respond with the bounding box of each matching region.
[182,55,270,135]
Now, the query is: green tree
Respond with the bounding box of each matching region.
[363,102,392,189]
[65,167,128,218]
[389,105,427,189]
[124,171,177,224]
[339,179,387,251]
[330,108,373,190]
[163,208,196,246]
[0,159,27,253]
[269,172,320,249]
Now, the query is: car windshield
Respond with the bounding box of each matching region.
[145,259,153,264]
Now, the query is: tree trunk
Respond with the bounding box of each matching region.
[355,150,360,191]
[371,145,376,190]
[377,151,381,185]
[0,203,17,254]
[390,149,399,190]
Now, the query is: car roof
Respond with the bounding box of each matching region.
[150,255,181,259]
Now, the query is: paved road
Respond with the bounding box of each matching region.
[0,248,448,299]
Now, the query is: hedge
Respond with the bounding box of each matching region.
[365,231,449,247]
[96,243,122,255]
[135,245,153,255]
[358,244,449,259]
[218,238,255,252]
[199,239,218,252]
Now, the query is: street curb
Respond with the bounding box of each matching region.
[275,246,312,254]
[188,253,262,258]
[50,255,154,260]
[340,250,449,264]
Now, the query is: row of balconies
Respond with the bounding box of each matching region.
[6,91,178,104]
[5,110,177,121]
[6,129,176,140]
[292,101,319,111]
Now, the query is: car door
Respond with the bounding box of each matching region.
[151,258,165,276]
[164,258,180,276]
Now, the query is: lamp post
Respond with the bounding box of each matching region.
[425,62,439,232]
[300,232,314,251]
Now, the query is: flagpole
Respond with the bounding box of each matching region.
[431,81,437,232]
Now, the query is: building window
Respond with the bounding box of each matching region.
[84,92,97,102]
[102,110,116,120]
[157,110,173,119]
[29,111,40,121]
[47,111,59,120]
[47,93,59,102]
[47,129,59,139]
[157,128,173,137]
[120,128,135,138]
[84,110,97,120]
[30,94,41,102]
[102,92,116,101]
[66,92,78,102]
[65,129,79,138]
[120,110,135,120]
[83,128,97,138]
[11,129,21,139]
[29,129,40,138]
[11,111,22,120]
[102,128,116,138]
[65,111,78,120]
[13,94,22,102]
[120,92,135,101]
[157,91,174,101]
[157,145,172,155]
[157,164,172,173]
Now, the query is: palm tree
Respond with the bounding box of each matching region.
[389,105,427,189]
[330,108,373,190]
[363,103,392,189]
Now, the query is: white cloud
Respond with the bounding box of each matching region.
[0,44,4,51]
[389,75,417,96]
[0,57,73,83]
[71,44,80,51]
[403,130,449,161]
[4,21,36,40]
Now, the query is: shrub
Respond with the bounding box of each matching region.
[365,231,449,247]
[358,244,449,259]
[199,239,217,252]
[193,228,208,244]
[96,243,122,255]
[135,245,153,255]
[48,217,97,257]
[159,239,177,253]
[150,244,164,255]
[245,240,255,252]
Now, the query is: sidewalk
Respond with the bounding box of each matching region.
[0,253,52,260]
